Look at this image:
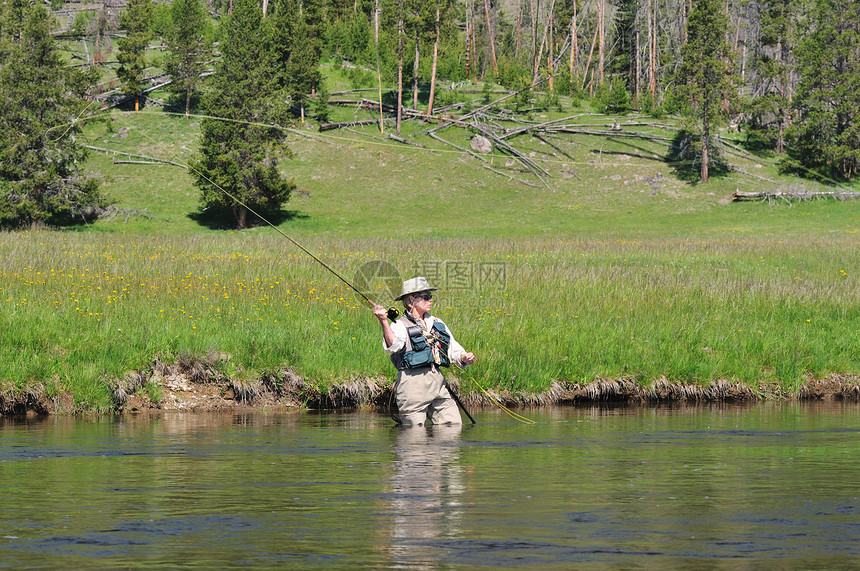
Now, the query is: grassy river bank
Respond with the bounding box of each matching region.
[1,107,859,414]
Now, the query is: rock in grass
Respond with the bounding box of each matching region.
[470,135,492,154]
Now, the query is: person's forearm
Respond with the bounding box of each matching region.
[380,320,396,348]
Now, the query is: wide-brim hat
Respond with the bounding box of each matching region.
[394,276,438,301]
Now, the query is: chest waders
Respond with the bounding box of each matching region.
[388,314,476,425]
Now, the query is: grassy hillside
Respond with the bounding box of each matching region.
[1,77,858,412]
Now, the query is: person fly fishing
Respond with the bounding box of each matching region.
[373,277,475,426]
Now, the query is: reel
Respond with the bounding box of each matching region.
[386,307,400,321]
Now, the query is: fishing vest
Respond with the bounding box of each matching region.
[392,320,451,370]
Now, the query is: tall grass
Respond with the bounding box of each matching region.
[1,231,857,410]
[3,100,857,410]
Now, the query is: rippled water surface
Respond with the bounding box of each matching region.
[2,403,859,569]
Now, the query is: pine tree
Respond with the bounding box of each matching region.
[675,0,735,182]
[165,0,209,118]
[0,3,104,228]
[271,0,322,123]
[745,0,800,154]
[190,0,294,230]
[0,0,30,62]
[116,0,153,111]
[288,16,322,122]
[788,0,860,181]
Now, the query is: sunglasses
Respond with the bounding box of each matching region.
[413,292,433,301]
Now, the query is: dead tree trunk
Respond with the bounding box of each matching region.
[598,0,605,85]
[397,0,404,134]
[581,22,599,91]
[412,26,420,109]
[648,0,656,99]
[374,0,384,133]
[548,10,554,91]
[427,0,441,116]
[483,0,499,76]
[530,0,538,76]
[701,100,710,183]
[466,1,473,79]
[532,0,556,83]
[515,0,523,58]
[634,12,640,101]
[569,5,577,85]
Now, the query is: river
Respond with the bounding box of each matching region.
[1,402,858,568]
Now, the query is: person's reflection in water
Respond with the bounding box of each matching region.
[388,424,465,568]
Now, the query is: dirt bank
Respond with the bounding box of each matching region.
[2,356,859,416]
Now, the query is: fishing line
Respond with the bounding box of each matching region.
[50,105,842,426]
[44,98,101,142]
[471,378,537,424]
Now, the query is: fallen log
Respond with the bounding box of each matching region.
[729,167,775,183]
[546,127,675,143]
[326,99,366,106]
[113,160,162,165]
[532,133,575,160]
[98,204,154,223]
[458,77,546,121]
[425,112,552,187]
[499,113,592,140]
[427,132,488,164]
[427,76,549,134]
[387,134,429,149]
[82,145,187,168]
[319,119,381,132]
[327,98,426,117]
[482,130,552,184]
[330,88,381,95]
[733,190,860,202]
[481,163,538,187]
[96,77,174,111]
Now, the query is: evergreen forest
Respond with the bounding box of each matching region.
[1,0,859,228]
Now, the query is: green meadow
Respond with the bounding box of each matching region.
[2,87,858,412]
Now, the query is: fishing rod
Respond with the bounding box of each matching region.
[45,103,382,307]
[446,382,476,425]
